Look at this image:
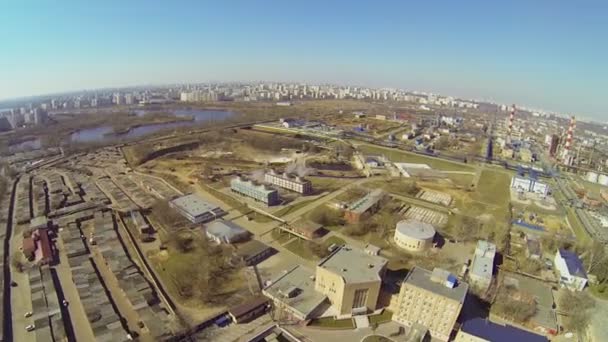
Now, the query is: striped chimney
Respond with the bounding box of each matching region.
[564,116,576,151]
[508,105,515,134]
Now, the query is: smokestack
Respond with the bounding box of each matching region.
[564,116,576,152]
[506,104,515,145]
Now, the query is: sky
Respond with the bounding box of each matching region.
[0,0,606,119]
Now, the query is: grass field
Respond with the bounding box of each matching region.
[284,235,346,260]
[309,316,355,329]
[566,208,592,244]
[445,173,475,188]
[204,186,251,214]
[368,310,393,324]
[356,144,474,172]
[472,169,512,207]
[272,198,317,217]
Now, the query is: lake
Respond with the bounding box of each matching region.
[70,109,233,143]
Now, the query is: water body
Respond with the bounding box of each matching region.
[8,138,42,152]
[70,109,233,143]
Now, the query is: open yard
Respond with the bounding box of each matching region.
[356,143,475,172]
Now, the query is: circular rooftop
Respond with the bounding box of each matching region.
[395,220,436,240]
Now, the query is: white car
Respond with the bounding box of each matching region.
[24,312,33,318]
[26,324,35,332]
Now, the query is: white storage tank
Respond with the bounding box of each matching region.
[394,220,436,252]
[599,174,608,186]
[587,171,599,183]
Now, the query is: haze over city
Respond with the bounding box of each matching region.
[1,0,607,120]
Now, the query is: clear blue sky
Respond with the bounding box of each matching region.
[0,1,606,119]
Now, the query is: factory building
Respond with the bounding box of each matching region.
[169,194,227,224]
[315,245,388,317]
[554,249,587,291]
[393,267,468,342]
[394,220,436,252]
[265,170,312,195]
[510,176,549,196]
[469,240,496,291]
[230,176,280,205]
[344,189,385,224]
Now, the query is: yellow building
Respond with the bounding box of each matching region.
[315,245,388,317]
[393,267,468,342]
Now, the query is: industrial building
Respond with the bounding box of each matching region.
[228,296,270,324]
[393,220,436,252]
[233,240,276,266]
[205,220,251,244]
[344,189,385,224]
[315,245,388,317]
[169,194,227,224]
[265,170,313,194]
[510,176,549,196]
[469,240,496,291]
[230,176,280,205]
[554,249,588,291]
[393,267,468,342]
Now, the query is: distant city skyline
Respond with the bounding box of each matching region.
[0,1,606,120]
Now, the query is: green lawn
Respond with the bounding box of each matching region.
[284,235,346,260]
[356,144,474,172]
[589,284,608,300]
[368,310,393,324]
[204,186,251,214]
[566,209,591,244]
[472,169,511,207]
[309,317,355,329]
[273,198,317,217]
[445,173,475,188]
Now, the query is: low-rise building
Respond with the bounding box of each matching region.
[393,267,468,342]
[315,245,387,317]
[265,170,312,195]
[231,176,280,205]
[510,176,549,196]
[205,220,250,244]
[394,220,436,252]
[344,189,384,224]
[525,235,542,260]
[263,265,328,321]
[469,240,496,291]
[169,194,227,224]
[290,220,324,240]
[554,249,587,291]
[228,296,270,324]
[455,318,548,342]
[234,240,276,266]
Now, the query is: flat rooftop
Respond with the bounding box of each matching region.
[347,189,384,214]
[471,240,496,279]
[169,194,222,216]
[263,265,327,319]
[403,267,468,303]
[317,245,387,283]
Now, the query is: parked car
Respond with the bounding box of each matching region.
[24,312,33,318]
[26,324,35,332]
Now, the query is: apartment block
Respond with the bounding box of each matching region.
[393,267,468,341]
[230,176,280,205]
[265,170,312,194]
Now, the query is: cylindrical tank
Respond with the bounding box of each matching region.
[599,174,608,186]
[586,171,599,183]
[394,220,436,252]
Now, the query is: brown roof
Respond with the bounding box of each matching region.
[228,295,269,319]
[292,220,323,234]
[38,229,53,259]
[23,237,35,254]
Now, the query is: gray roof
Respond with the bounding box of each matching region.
[170,194,222,216]
[403,267,468,303]
[396,220,436,240]
[347,189,385,214]
[205,220,250,242]
[317,245,387,283]
[263,265,327,319]
[470,240,496,280]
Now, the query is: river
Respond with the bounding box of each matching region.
[70,109,233,143]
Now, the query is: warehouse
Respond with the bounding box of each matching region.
[344,189,385,224]
[169,194,227,224]
[205,220,251,244]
